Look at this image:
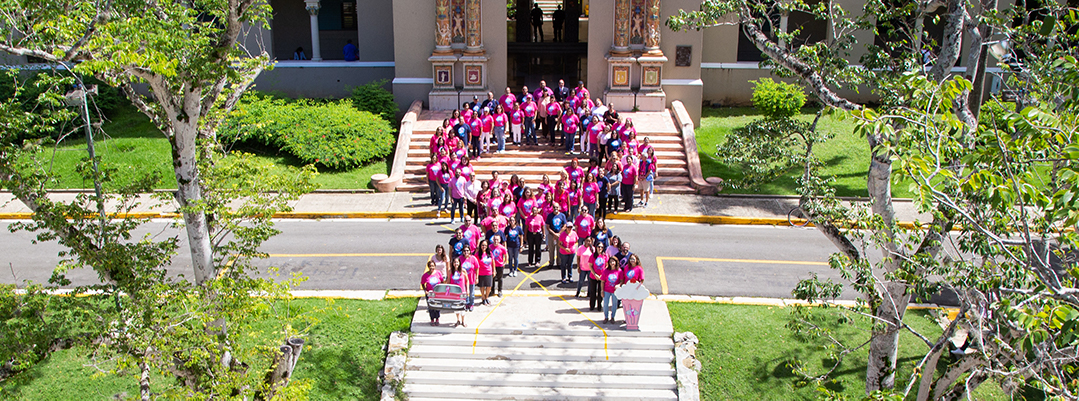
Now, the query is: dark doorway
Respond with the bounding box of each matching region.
[507,0,587,91]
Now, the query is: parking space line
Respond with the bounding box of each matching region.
[654,256,830,296]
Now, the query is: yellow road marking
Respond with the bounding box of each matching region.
[267,253,428,257]
[472,260,610,360]
[655,257,669,295]
[654,256,830,296]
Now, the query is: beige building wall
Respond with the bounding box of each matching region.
[392,0,436,112]
[587,0,614,104]
[482,0,509,97]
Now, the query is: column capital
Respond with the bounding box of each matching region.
[304,0,320,16]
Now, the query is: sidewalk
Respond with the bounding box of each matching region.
[0,191,930,223]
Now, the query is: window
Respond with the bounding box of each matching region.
[341,1,356,30]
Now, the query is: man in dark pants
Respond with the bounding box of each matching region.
[596,167,610,219]
[552,5,566,42]
[531,4,544,42]
[555,79,571,103]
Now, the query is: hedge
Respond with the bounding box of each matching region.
[221,93,395,170]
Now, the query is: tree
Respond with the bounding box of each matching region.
[0,0,319,397]
[670,0,1079,398]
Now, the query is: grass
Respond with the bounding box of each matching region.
[34,104,390,190]
[0,297,417,401]
[668,302,1005,400]
[696,107,915,198]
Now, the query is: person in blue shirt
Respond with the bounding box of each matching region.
[504,218,523,277]
[545,203,567,275]
[343,40,358,61]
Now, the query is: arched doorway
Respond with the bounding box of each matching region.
[506,0,588,90]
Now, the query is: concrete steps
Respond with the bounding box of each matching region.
[401,110,697,195]
[401,296,679,401]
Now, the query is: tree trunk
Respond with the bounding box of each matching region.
[867,281,909,392]
[167,86,215,285]
[139,359,152,401]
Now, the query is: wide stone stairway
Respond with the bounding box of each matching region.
[399,110,696,194]
[404,293,678,400]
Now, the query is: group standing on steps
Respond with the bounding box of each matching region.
[424,79,660,226]
[417,87,656,327]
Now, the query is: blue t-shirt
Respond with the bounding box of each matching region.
[547,213,566,232]
[505,227,522,248]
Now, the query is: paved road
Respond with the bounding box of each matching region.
[0,219,854,299]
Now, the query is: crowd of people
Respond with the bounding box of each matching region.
[420,80,653,328]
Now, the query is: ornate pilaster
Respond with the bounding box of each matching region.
[465,0,483,53]
[644,0,662,54]
[304,0,322,61]
[612,0,631,54]
[434,0,452,54]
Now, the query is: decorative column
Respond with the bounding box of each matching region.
[305,0,322,61]
[636,0,667,111]
[606,0,636,111]
[430,0,461,110]
[459,0,488,94]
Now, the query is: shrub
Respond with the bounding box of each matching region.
[750,78,806,119]
[221,93,395,170]
[350,79,398,123]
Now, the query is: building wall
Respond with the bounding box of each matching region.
[482,0,509,97]
[392,0,437,112]
[586,0,614,103]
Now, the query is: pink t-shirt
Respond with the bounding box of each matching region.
[499,94,517,111]
[426,162,442,181]
[624,265,645,283]
[459,255,479,283]
[447,269,468,288]
[591,253,609,280]
[546,102,562,118]
[511,109,524,125]
[421,270,444,291]
[589,121,605,143]
[565,166,583,183]
[468,117,483,137]
[478,252,494,276]
[582,182,599,204]
[481,115,494,133]
[522,102,537,117]
[558,230,578,255]
[575,214,594,240]
[597,265,624,293]
[525,214,545,233]
[562,113,579,133]
[493,113,508,127]
[518,198,537,217]
[490,244,507,267]
[576,247,594,272]
[621,164,637,184]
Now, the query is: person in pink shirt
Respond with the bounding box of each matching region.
[545,97,562,144]
[574,236,594,298]
[492,104,508,152]
[537,174,553,197]
[499,193,517,221]
[574,205,594,241]
[459,215,483,252]
[521,95,538,145]
[490,235,508,297]
[480,108,494,154]
[588,120,606,159]
[524,206,545,267]
[596,256,624,323]
[561,105,580,153]
[581,172,599,216]
[557,223,578,283]
[499,87,517,114]
[565,158,584,184]
[565,180,581,221]
[467,112,483,158]
[574,81,590,101]
[620,160,637,212]
[510,105,524,145]
[621,118,637,143]
[589,242,609,311]
[430,126,447,154]
[421,260,445,326]
[517,188,538,223]
[624,254,645,284]
[445,258,469,327]
[459,247,480,310]
[450,173,468,223]
[638,147,657,208]
[476,240,494,306]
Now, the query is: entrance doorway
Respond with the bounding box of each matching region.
[506,0,588,91]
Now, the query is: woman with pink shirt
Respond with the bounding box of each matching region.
[624,254,645,284]
[510,105,524,145]
[537,174,553,196]
[524,206,545,267]
[620,159,637,212]
[588,120,606,159]
[459,247,479,311]
[476,239,494,305]
[588,242,609,311]
[467,112,483,158]
[421,260,445,326]
[429,244,449,275]
[557,223,578,284]
[449,109,462,127]
[437,162,453,215]
[517,188,537,223]
[430,126,446,155]
[426,154,443,209]
[492,104,508,152]
[638,147,657,208]
[581,173,600,216]
[521,95,538,145]
[566,180,581,221]
[490,235,508,297]
[597,256,624,324]
[561,104,579,153]
[575,205,594,240]
[479,108,494,154]
[446,258,469,327]
[546,96,563,144]
[575,236,594,298]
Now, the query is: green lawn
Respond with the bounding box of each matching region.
[696,107,914,198]
[668,302,1005,400]
[0,297,416,401]
[34,105,390,190]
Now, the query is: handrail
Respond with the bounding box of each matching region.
[670,101,719,195]
[373,100,423,192]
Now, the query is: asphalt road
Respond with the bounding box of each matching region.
[0,219,853,299]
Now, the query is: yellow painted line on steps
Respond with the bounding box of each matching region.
[472,262,548,354]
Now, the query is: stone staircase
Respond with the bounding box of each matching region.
[403,294,678,400]
[400,110,696,194]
